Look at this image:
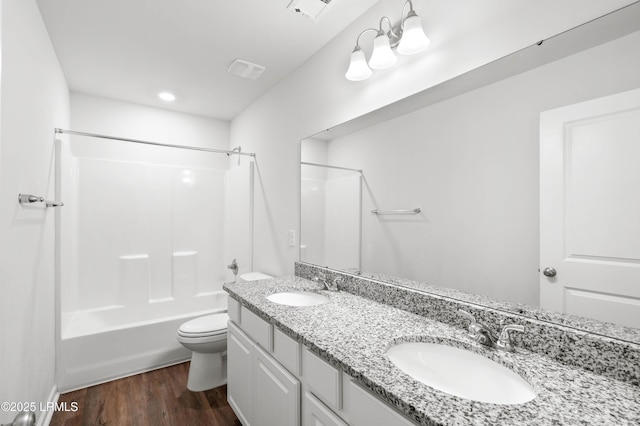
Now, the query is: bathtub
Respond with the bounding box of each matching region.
[57,291,227,392]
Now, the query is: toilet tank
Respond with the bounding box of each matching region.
[238,272,273,282]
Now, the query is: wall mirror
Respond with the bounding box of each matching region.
[300,4,640,343]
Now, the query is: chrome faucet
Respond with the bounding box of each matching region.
[458,309,497,348]
[458,310,526,352]
[313,272,340,292]
[496,324,525,352]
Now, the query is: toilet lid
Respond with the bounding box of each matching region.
[179,313,228,336]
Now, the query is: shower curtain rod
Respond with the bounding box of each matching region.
[55,128,256,157]
[301,161,362,173]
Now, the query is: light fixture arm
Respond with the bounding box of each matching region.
[353,27,379,51]
[400,0,415,30]
[378,16,399,39]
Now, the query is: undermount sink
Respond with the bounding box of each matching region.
[267,291,329,307]
[386,342,536,405]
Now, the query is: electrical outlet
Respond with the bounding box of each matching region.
[288,230,296,247]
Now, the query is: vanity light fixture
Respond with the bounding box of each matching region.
[345,0,430,81]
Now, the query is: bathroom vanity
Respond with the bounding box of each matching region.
[226,295,415,426]
[223,265,639,425]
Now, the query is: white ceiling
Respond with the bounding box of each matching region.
[36,0,379,121]
[36,0,639,122]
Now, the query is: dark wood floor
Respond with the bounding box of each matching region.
[50,362,241,426]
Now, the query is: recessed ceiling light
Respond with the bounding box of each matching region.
[158,92,176,102]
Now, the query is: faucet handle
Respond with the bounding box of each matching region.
[313,272,327,285]
[313,273,340,291]
[332,278,342,291]
[457,309,476,325]
[458,309,480,336]
[457,309,480,335]
[458,309,496,347]
[497,324,525,352]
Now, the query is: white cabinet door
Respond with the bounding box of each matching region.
[303,391,348,426]
[254,345,300,426]
[540,87,640,327]
[227,322,254,426]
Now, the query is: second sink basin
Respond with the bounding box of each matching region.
[267,291,329,307]
[386,342,536,405]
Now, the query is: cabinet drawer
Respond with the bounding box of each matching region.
[241,306,272,351]
[303,391,347,426]
[227,295,241,325]
[344,378,416,426]
[302,347,342,411]
[273,327,301,376]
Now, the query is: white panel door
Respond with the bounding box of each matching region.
[540,88,640,328]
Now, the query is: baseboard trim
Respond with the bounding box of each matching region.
[58,355,191,394]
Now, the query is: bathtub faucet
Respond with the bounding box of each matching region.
[227,259,238,276]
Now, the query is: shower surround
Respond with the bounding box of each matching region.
[55,134,252,390]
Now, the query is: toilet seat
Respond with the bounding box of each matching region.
[178,313,228,338]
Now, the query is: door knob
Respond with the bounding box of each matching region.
[543,267,557,277]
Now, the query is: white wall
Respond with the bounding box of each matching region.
[323,31,640,305]
[0,0,70,423]
[230,0,637,278]
[70,92,230,151]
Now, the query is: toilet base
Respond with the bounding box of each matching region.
[187,351,227,392]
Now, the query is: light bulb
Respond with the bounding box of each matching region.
[397,12,430,55]
[368,33,397,70]
[345,48,372,81]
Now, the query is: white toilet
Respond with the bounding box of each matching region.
[177,272,272,391]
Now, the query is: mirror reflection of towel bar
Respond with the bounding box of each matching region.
[371,208,421,215]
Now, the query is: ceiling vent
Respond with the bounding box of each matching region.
[227,59,266,80]
[287,0,331,21]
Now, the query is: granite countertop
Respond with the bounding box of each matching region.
[224,276,640,426]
